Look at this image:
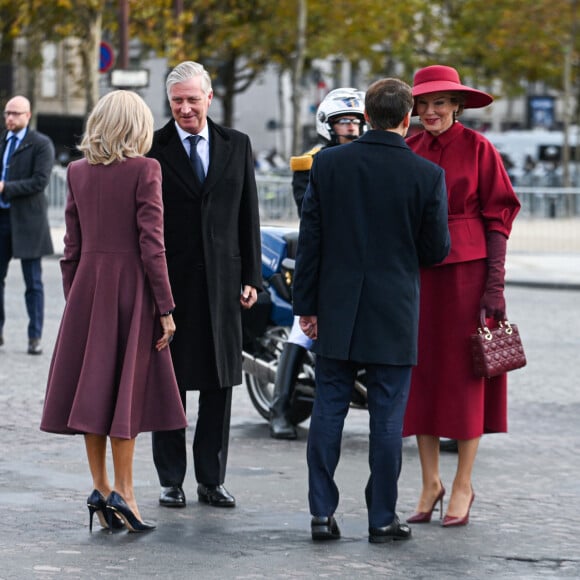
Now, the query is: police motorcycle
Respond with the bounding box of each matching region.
[241,225,367,426]
[241,226,316,424]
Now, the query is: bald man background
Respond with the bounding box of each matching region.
[0,95,55,354]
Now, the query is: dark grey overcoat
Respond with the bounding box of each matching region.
[148,118,261,390]
[1,128,55,258]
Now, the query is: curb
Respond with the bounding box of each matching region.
[506,279,580,291]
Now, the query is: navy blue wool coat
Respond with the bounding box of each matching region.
[293,129,450,366]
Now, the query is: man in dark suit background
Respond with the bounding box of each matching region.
[149,61,261,509]
[293,78,450,543]
[0,95,55,355]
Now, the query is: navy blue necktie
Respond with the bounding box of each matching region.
[2,135,17,180]
[1,135,17,207]
[187,135,205,184]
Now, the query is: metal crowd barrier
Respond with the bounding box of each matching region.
[46,169,300,225]
[255,174,297,222]
[46,165,67,225]
[46,168,580,253]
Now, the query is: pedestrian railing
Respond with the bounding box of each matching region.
[255,174,297,222]
[516,187,580,219]
[46,170,299,224]
[46,165,67,225]
[46,168,580,254]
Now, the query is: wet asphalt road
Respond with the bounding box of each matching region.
[0,257,579,579]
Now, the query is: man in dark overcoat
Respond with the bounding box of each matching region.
[149,61,261,509]
[0,95,55,354]
[293,78,450,543]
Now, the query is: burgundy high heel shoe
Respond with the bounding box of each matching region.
[442,490,475,527]
[407,482,446,523]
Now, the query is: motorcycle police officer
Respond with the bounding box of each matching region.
[269,88,366,439]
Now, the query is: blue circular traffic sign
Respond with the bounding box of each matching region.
[99,41,115,73]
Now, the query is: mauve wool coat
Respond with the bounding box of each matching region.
[40,157,187,439]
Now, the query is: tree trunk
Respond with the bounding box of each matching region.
[212,57,237,127]
[0,12,17,106]
[290,0,307,156]
[277,68,287,159]
[80,10,102,115]
[0,62,14,106]
[24,27,43,129]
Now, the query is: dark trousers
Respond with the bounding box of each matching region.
[0,210,44,339]
[307,355,411,529]
[152,387,232,487]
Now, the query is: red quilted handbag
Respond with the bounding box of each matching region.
[470,310,527,378]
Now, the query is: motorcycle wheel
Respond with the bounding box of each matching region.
[245,373,275,421]
[352,369,368,408]
[244,326,288,421]
[244,329,314,425]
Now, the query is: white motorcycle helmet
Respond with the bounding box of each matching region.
[316,87,366,143]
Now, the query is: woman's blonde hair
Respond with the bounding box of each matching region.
[78,90,154,165]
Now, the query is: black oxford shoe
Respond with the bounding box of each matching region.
[311,515,341,541]
[159,486,186,508]
[197,484,236,507]
[369,516,412,543]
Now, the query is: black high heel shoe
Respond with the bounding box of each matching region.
[87,490,125,532]
[106,491,156,533]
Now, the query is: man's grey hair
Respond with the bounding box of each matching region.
[166,61,212,98]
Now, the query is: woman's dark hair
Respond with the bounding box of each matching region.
[365,78,413,130]
[450,93,466,116]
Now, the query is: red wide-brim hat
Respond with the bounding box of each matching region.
[411,65,493,115]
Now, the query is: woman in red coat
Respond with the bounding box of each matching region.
[403,66,521,526]
[40,91,187,532]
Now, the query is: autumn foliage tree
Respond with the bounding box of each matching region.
[2,0,580,139]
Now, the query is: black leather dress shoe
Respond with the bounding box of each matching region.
[159,486,186,508]
[311,516,341,541]
[369,517,412,543]
[197,484,236,507]
[28,339,42,355]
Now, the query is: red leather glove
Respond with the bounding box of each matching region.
[480,230,507,321]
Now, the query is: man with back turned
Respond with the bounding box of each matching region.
[292,78,450,543]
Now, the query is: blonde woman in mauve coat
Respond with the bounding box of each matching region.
[40,90,187,533]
